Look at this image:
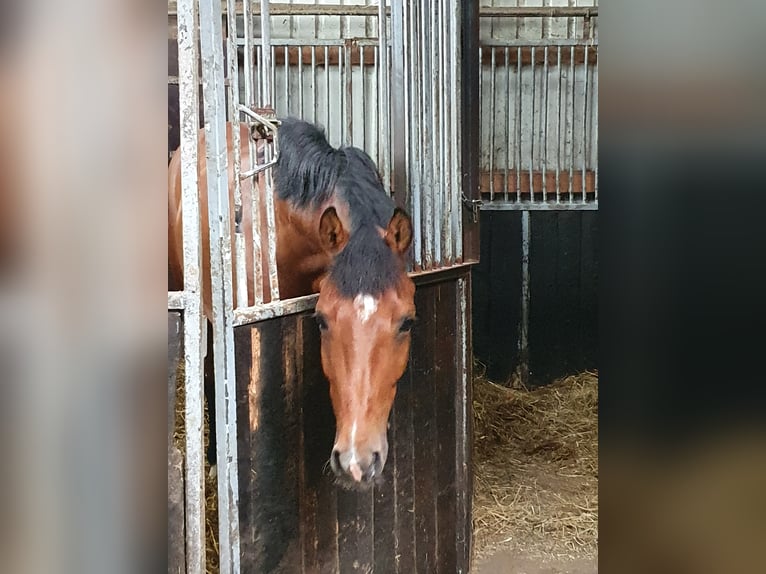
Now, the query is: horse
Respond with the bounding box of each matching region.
[168,118,416,487]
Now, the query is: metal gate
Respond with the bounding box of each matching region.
[475,2,598,386]
[168,1,479,573]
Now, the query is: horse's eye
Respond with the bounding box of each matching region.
[314,313,328,331]
[399,317,415,334]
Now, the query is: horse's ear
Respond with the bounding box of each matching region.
[384,207,413,255]
[319,207,348,254]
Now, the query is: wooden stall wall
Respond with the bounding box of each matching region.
[472,211,598,386]
[234,273,471,573]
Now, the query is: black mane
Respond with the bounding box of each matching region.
[274,118,402,297]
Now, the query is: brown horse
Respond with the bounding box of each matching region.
[168,118,415,486]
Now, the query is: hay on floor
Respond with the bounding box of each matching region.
[173,361,220,574]
[472,368,598,563]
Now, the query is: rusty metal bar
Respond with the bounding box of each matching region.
[311,46,317,124]
[298,45,304,118]
[176,0,205,571]
[516,46,522,203]
[226,0,247,309]
[503,47,510,203]
[283,45,289,114]
[542,44,549,202]
[198,0,240,571]
[324,45,330,130]
[481,201,598,211]
[233,293,318,326]
[260,0,280,303]
[360,45,366,150]
[568,45,575,202]
[344,42,353,146]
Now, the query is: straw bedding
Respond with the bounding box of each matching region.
[472,367,598,563]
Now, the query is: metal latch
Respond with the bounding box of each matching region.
[462,193,483,223]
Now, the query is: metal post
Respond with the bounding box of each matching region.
[198,0,240,571]
[176,0,206,571]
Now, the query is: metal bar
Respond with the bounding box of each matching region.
[568,45,575,201]
[198,0,240,571]
[542,45,549,202]
[169,2,597,18]
[488,47,496,202]
[582,43,589,203]
[233,294,318,326]
[556,45,562,204]
[451,0,462,261]
[324,46,330,130]
[390,0,409,210]
[298,44,304,118]
[519,211,530,388]
[284,45,289,114]
[529,47,536,203]
[176,0,205,570]
[244,10,263,306]
[360,45,366,150]
[226,0,246,309]
[167,291,186,310]
[261,0,281,303]
[504,47,510,203]
[516,46,521,203]
[345,42,353,147]
[378,1,390,193]
[438,0,450,265]
[479,38,597,47]
[338,42,344,144]
[594,47,598,202]
[480,201,598,211]
[417,0,431,269]
[311,46,317,124]
[431,0,442,267]
[234,37,384,47]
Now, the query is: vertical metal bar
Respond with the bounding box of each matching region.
[298,45,304,118]
[177,0,205,571]
[431,0,442,267]
[390,0,410,216]
[345,42,353,147]
[516,46,521,203]
[378,1,390,193]
[245,0,263,306]
[311,47,317,124]
[529,46,535,204]
[198,0,240,572]
[542,45,549,202]
[260,0,280,302]
[439,0,450,265]
[504,47,510,202]
[594,45,598,202]
[450,0,462,261]
[261,3,273,107]
[417,0,431,269]
[478,45,482,190]
[226,0,246,309]
[568,45,574,202]
[242,0,254,108]
[556,45,561,204]
[519,210,531,388]
[488,47,496,202]
[324,46,330,130]
[284,45,289,116]
[339,44,344,145]
[271,45,277,112]
[582,43,589,202]
[360,45,366,150]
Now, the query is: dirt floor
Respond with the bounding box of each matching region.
[471,369,598,573]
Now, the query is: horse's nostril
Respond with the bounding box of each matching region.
[331,449,342,474]
[372,451,381,469]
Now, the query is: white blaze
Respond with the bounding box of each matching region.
[353,294,378,323]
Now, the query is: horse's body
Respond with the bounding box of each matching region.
[168,119,415,487]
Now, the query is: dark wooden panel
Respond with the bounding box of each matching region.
[337,489,374,574]
[236,319,301,573]
[472,212,522,382]
[434,282,459,571]
[391,353,416,573]
[411,287,437,573]
[232,270,472,573]
[298,314,339,574]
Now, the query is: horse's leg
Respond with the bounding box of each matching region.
[203,320,217,468]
